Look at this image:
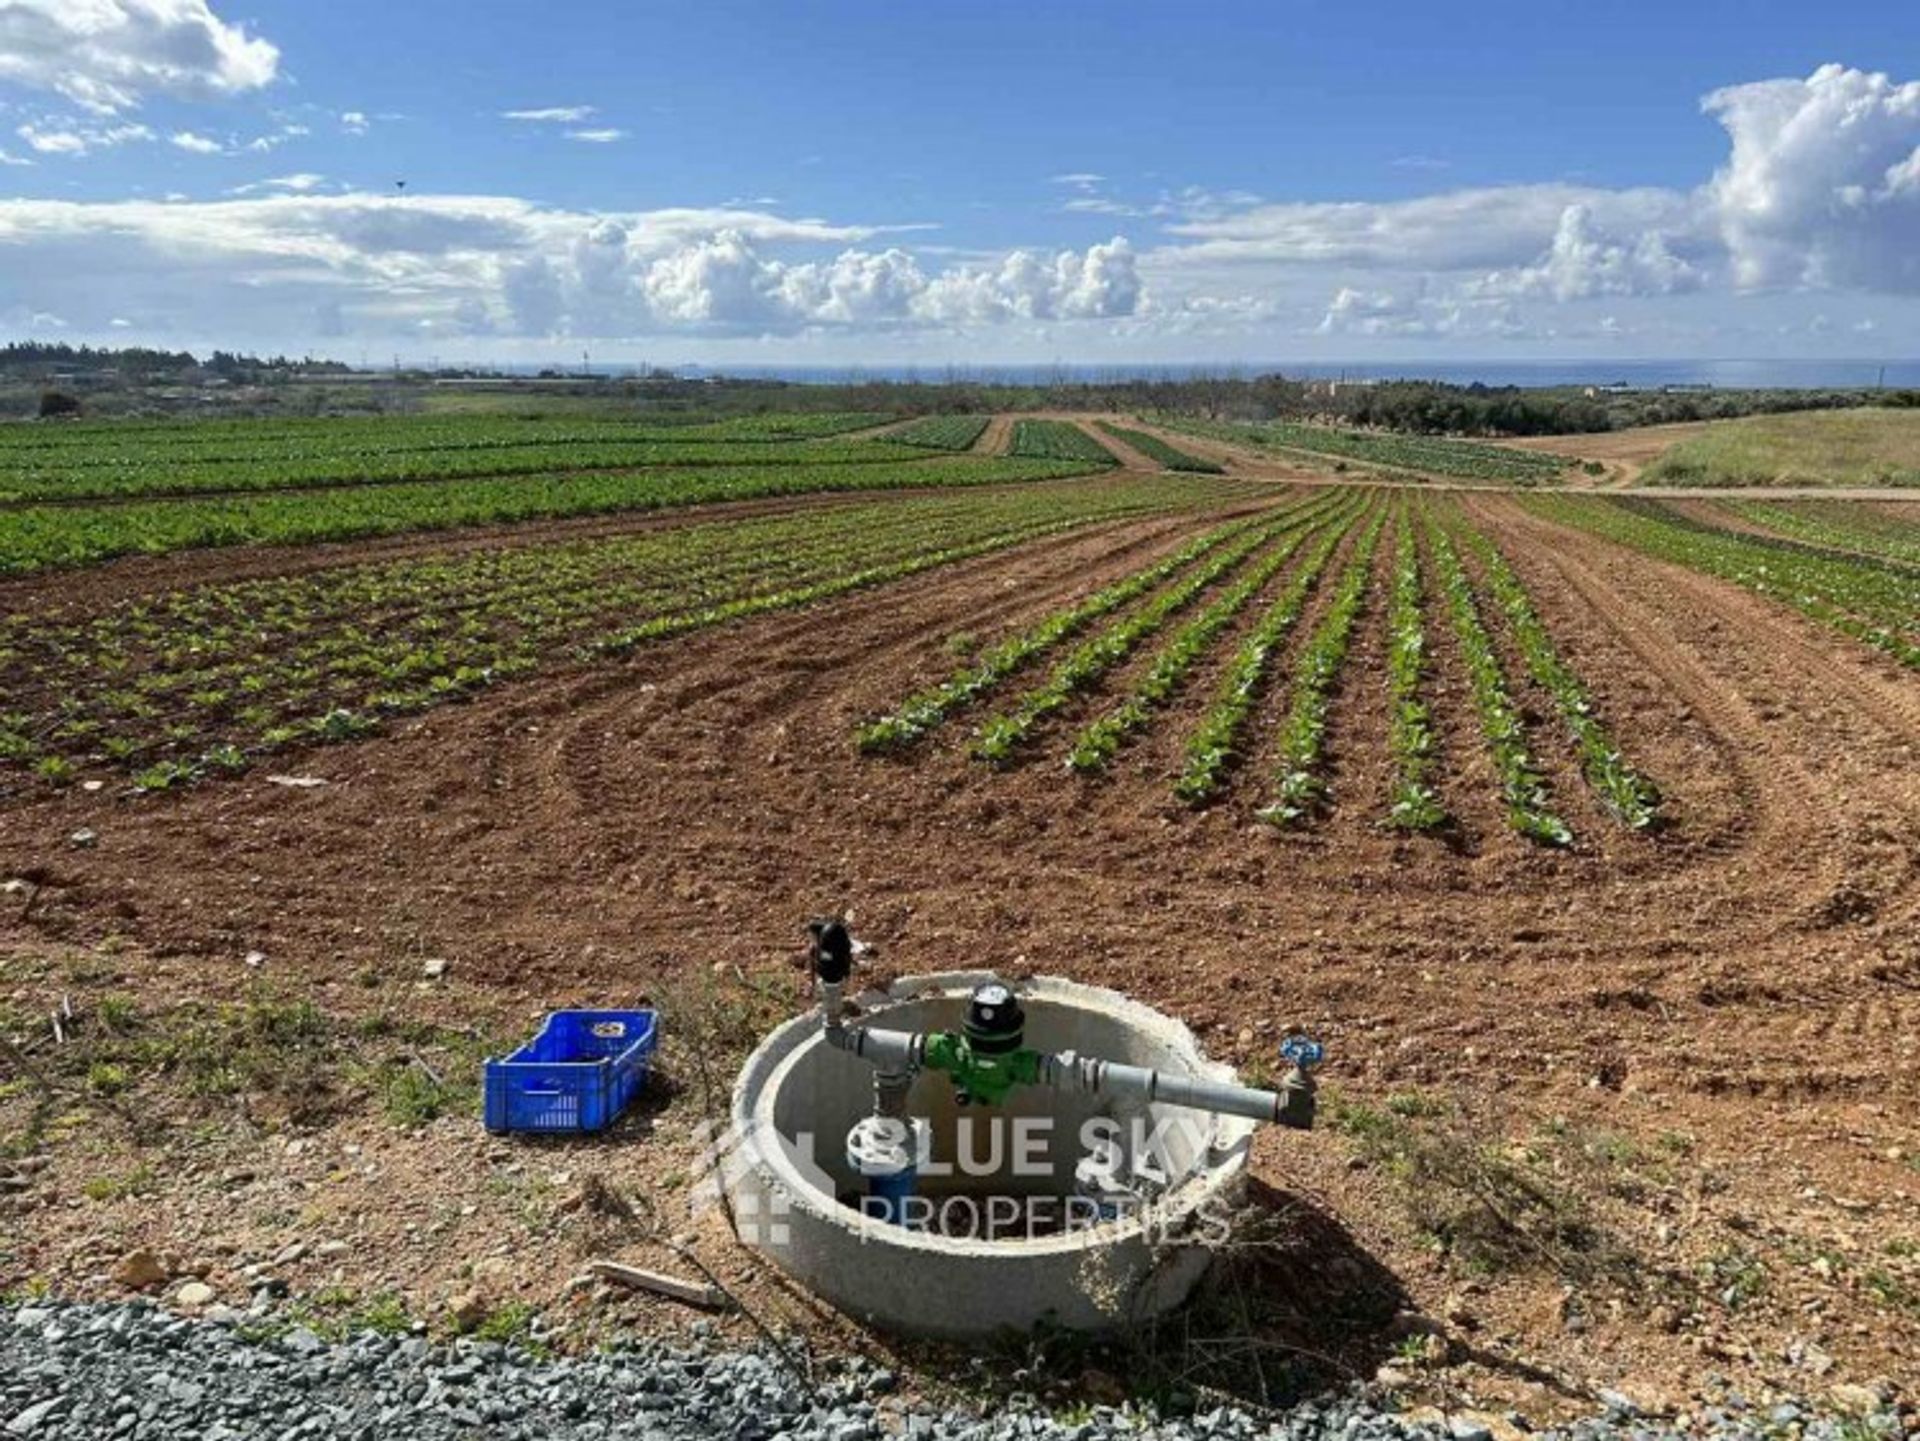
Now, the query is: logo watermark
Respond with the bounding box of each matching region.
[694,1112,1238,1246]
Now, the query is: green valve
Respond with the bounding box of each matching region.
[921,983,1043,1107]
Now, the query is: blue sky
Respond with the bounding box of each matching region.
[0,1,1916,364]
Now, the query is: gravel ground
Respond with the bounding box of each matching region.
[0,1300,1905,1441]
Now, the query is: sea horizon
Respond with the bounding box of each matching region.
[438,357,1920,391]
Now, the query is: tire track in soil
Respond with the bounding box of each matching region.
[495,504,1316,948]
[1457,497,1854,922]
[1464,496,1920,958]
[1453,495,1920,1102]
[520,492,1356,928]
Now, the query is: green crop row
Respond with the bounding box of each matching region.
[0,410,894,460]
[1528,497,1920,669]
[0,454,1099,576]
[888,416,991,452]
[0,436,929,504]
[1064,498,1347,773]
[1008,420,1118,466]
[0,476,1215,794]
[1092,423,1223,473]
[1383,505,1446,831]
[1452,522,1661,830]
[1155,417,1571,485]
[1173,501,1361,804]
[594,507,1164,658]
[972,521,1284,764]
[1,417,888,465]
[1425,516,1572,846]
[10,493,1017,712]
[1724,500,1920,570]
[1258,508,1388,825]
[854,512,1280,753]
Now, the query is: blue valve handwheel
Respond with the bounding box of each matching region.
[1280,1035,1325,1070]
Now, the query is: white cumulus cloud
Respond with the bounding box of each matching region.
[1315,286,1426,336]
[1141,61,1920,346]
[918,237,1142,324]
[1315,285,1526,340]
[1466,203,1703,301]
[571,228,1141,333]
[0,0,278,113]
[0,192,1139,344]
[1705,63,1920,294]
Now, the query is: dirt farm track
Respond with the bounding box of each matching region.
[2,437,1918,1407]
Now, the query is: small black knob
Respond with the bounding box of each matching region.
[964,982,1025,1056]
[809,918,853,984]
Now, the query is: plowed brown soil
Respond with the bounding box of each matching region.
[3,489,1917,1406]
[972,413,1014,456]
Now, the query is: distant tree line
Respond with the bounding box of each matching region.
[618,373,1920,437]
[1296,379,1918,436]
[1,341,198,377]
[6,343,1916,434]
[0,342,352,381]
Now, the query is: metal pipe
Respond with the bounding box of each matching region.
[872,1067,914,1121]
[818,979,846,1034]
[824,1022,924,1073]
[828,1025,1300,1126]
[1037,1051,1295,1125]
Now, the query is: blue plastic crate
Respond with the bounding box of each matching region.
[483,1009,658,1134]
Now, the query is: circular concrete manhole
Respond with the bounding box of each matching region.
[724,971,1257,1338]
